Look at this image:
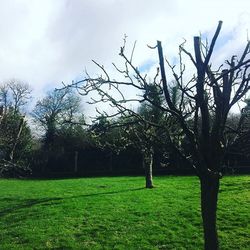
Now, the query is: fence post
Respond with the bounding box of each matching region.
[74,151,78,173]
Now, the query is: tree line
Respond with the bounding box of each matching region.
[1,79,248,179]
[0,79,191,178]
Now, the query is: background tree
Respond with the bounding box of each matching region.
[0,80,33,176]
[225,99,250,170]
[88,85,167,187]
[0,111,33,175]
[32,88,85,173]
[0,79,31,114]
[32,88,83,147]
[71,21,250,249]
[124,84,170,188]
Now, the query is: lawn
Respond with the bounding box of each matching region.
[0,175,249,249]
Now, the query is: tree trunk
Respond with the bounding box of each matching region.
[200,175,220,250]
[8,116,24,161]
[143,150,154,188]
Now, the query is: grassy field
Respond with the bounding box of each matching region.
[0,175,249,250]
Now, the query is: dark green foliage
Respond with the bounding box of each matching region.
[0,80,33,176]
[32,88,83,147]
[32,88,87,174]
[0,110,33,176]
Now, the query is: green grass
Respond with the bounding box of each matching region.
[0,175,249,250]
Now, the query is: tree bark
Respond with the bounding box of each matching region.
[200,175,220,250]
[143,150,154,188]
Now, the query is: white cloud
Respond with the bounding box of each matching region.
[0,0,249,116]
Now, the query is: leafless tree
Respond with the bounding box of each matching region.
[0,79,31,114]
[68,21,250,249]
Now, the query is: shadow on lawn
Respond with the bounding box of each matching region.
[0,187,144,217]
[70,187,144,199]
[0,197,62,217]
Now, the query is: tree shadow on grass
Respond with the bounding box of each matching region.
[70,187,144,199]
[0,197,63,217]
[0,187,144,217]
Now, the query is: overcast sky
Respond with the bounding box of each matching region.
[0,0,249,114]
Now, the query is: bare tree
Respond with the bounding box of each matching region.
[125,84,179,188]
[0,79,31,114]
[0,84,8,113]
[69,21,250,249]
[156,23,249,249]
[155,22,248,249]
